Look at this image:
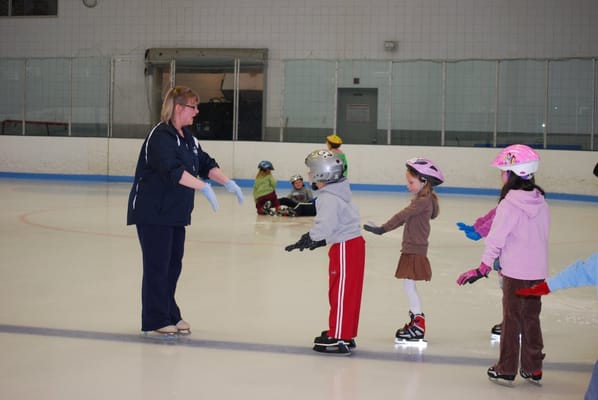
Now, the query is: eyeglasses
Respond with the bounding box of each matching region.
[180,104,198,111]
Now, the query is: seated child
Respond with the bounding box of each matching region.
[253,160,280,215]
[278,174,316,217]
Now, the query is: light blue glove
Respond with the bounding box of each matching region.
[224,180,244,204]
[201,183,219,212]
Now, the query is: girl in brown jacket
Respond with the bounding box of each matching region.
[364,158,444,343]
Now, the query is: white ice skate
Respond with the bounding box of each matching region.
[141,325,179,340]
[175,320,191,335]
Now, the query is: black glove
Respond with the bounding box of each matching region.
[285,232,327,252]
[308,238,327,250]
[363,224,385,235]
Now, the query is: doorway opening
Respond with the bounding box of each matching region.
[144,48,267,141]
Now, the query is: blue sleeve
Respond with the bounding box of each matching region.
[547,251,598,292]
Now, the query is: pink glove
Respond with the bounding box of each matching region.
[456,262,492,285]
[516,282,551,297]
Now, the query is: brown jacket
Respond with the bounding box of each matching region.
[382,194,439,255]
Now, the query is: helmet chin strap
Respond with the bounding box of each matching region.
[521,173,533,180]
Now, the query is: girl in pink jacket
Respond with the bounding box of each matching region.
[456,207,503,339]
[456,145,550,385]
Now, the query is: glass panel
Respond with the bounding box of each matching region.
[282,60,335,143]
[112,56,150,138]
[0,59,25,135]
[25,58,69,136]
[391,61,442,146]
[236,61,265,142]
[497,60,545,147]
[337,60,389,144]
[445,61,496,147]
[71,57,110,137]
[547,59,593,150]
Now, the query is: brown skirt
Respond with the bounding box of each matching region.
[394,253,432,281]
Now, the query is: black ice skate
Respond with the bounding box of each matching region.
[313,335,351,356]
[520,369,542,385]
[394,311,426,344]
[487,366,515,386]
[491,322,501,341]
[319,330,356,349]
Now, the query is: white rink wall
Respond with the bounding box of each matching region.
[0,136,596,198]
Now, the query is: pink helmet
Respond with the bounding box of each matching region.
[405,158,444,187]
[491,144,539,179]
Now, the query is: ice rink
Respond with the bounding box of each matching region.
[0,178,596,399]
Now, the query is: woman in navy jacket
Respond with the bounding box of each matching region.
[127,86,243,336]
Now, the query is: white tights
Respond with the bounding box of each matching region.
[403,279,422,315]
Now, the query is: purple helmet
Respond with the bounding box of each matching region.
[406,157,444,187]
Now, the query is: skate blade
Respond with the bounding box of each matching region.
[176,329,191,336]
[394,338,428,347]
[488,377,514,387]
[523,378,542,387]
[141,330,179,340]
[312,345,352,356]
[313,341,352,356]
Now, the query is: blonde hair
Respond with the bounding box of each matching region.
[160,86,199,123]
[407,168,436,199]
[256,170,272,178]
